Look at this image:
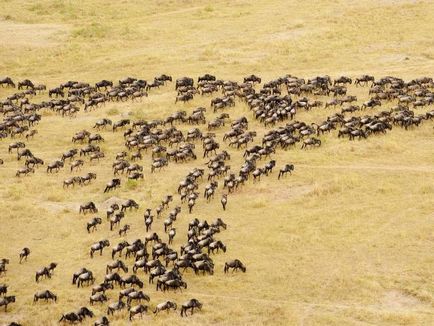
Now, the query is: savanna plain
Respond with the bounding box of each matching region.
[0,0,433,325]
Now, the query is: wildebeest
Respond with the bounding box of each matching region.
[92,282,113,295]
[90,240,110,258]
[94,316,110,326]
[46,160,64,173]
[129,304,148,321]
[0,284,7,296]
[33,290,57,303]
[104,179,121,193]
[87,217,102,233]
[107,300,126,315]
[93,118,112,130]
[59,312,82,323]
[278,164,294,179]
[106,260,128,274]
[244,75,261,84]
[15,166,34,177]
[126,290,150,305]
[180,298,202,317]
[89,293,108,305]
[35,267,51,282]
[121,199,139,211]
[0,296,15,311]
[77,271,96,288]
[119,224,130,236]
[19,247,30,263]
[224,259,246,273]
[154,300,177,314]
[301,137,321,149]
[0,77,15,88]
[80,201,98,214]
[120,275,144,288]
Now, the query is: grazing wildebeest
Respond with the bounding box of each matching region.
[59,312,82,323]
[77,271,96,288]
[87,217,102,233]
[121,199,139,211]
[17,79,34,89]
[25,157,44,168]
[224,259,246,273]
[0,77,15,88]
[46,160,64,173]
[127,290,150,305]
[0,295,15,311]
[154,301,177,314]
[89,293,108,305]
[106,260,128,274]
[129,304,148,321]
[111,241,129,259]
[80,201,98,214]
[90,240,110,258]
[17,148,33,161]
[244,74,261,84]
[301,137,321,149]
[94,316,110,326]
[19,247,30,263]
[92,282,113,295]
[278,164,294,179]
[33,290,57,303]
[208,240,227,254]
[107,300,126,315]
[121,275,144,288]
[180,298,202,317]
[104,179,121,193]
[35,267,51,282]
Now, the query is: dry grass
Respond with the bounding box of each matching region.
[0,0,434,325]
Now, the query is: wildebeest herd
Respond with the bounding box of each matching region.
[0,72,433,325]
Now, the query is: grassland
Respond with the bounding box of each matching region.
[0,0,434,325]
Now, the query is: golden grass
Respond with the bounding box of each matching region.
[0,0,434,325]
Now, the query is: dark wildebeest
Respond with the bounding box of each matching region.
[90,240,110,258]
[180,298,202,317]
[224,259,246,273]
[0,295,15,311]
[33,290,57,303]
[79,201,98,214]
[301,138,321,149]
[129,304,148,321]
[19,247,30,263]
[278,164,294,179]
[104,179,121,193]
[87,217,102,233]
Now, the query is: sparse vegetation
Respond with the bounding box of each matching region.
[0,1,433,325]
